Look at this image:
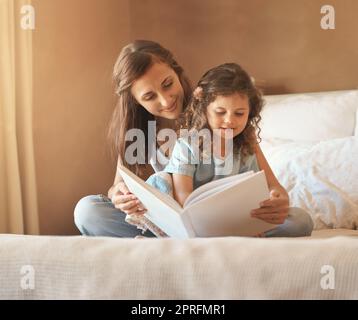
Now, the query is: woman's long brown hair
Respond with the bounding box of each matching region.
[108,40,192,176]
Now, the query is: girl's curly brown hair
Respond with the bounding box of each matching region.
[180,63,263,162]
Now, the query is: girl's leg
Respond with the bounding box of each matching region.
[74,194,156,238]
[263,207,314,238]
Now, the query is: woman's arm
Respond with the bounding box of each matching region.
[108,157,147,215]
[172,174,194,207]
[108,156,125,199]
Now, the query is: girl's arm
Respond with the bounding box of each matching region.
[172,174,194,207]
[254,144,288,198]
[252,143,289,224]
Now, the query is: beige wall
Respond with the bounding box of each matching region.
[32,0,131,234]
[130,0,358,93]
[32,0,358,235]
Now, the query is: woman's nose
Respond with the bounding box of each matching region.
[158,93,171,108]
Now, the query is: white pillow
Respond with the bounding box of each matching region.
[355,108,358,137]
[260,90,358,142]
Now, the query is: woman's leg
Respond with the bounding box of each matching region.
[263,207,314,237]
[74,194,156,238]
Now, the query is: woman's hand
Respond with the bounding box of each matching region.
[110,181,147,215]
[250,188,289,224]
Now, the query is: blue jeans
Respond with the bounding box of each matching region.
[74,194,156,238]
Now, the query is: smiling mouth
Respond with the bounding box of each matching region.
[163,99,177,112]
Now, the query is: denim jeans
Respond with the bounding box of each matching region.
[74,194,156,238]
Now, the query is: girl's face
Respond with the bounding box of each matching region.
[206,93,250,140]
[131,62,184,120]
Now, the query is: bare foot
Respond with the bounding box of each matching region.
[255,232,266,238]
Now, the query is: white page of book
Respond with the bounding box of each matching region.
[184,174,253,208]
[119,167,182,211]
[119,167,191,238]
[182,171,276,237]
[184,171,254,208]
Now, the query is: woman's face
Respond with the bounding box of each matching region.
[131,62,184,120]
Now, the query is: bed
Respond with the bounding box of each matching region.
[0,89,358,299]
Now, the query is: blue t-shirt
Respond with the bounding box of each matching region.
[164,137,260,190]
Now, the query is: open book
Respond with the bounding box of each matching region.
[119,166,277,239]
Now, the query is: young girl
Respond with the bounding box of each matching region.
[162,63,313,237]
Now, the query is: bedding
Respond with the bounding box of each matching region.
[260,89,358,231]
[1,231,358,299]
[1,89,357,300]
[260,90,358,141]
[355,107,358,136]
[260,137,358,230]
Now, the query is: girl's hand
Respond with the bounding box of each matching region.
[250,188,289,224]
[111,181,147,215]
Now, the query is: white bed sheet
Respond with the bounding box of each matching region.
[2,233,358,299]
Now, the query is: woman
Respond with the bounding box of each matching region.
[74,40,192,237]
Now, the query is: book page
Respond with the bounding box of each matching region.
[119,167,193,238]
[184,171,254,207]
[184,176,248,208]
[182,171,277,237]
